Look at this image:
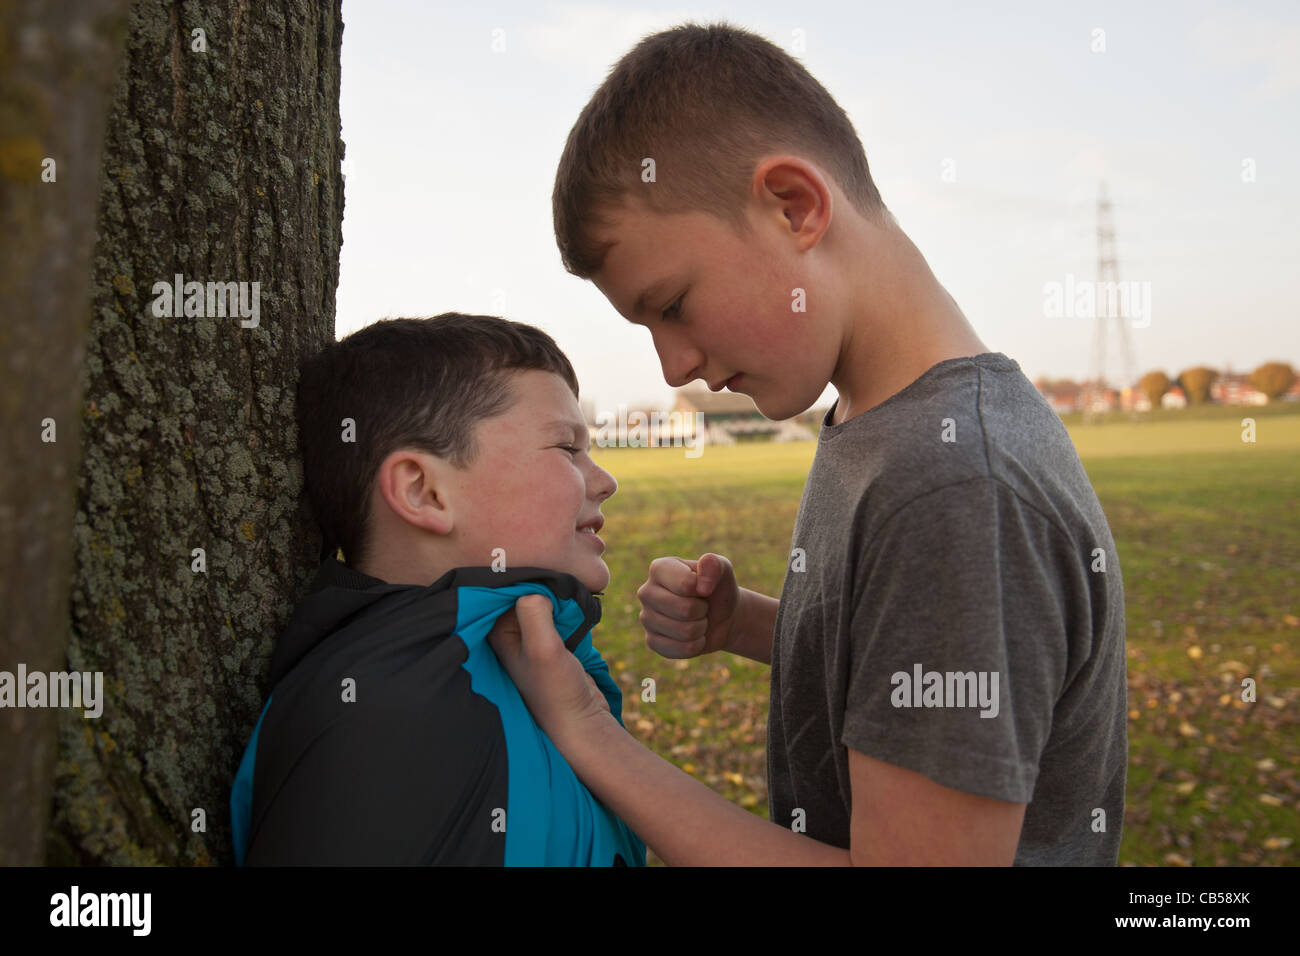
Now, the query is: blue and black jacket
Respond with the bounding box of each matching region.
[230,558,646,866]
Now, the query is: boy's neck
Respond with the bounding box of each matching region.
[829,218,988,426]
[354,548,441,588]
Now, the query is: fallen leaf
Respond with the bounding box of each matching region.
[1163,853,1191,866]
[1258,794,1284,807]
[1187,646,1203,660]
[1178,721,1200,737]
[1263,837,1293,850]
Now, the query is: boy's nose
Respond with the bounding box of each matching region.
[657,341,705,389]
[589,461,617,501]
[649,325,705,388]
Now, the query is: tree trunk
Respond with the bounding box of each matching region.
[45,0,345,865]
[0,0,132,867]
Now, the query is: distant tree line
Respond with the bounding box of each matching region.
[1136,362,1296,406]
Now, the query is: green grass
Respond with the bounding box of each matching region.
[588,407,1300,866]
[1059,400,1300,430]
[1067,408,1300,458]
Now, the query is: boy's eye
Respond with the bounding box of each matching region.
[661,295,683,320]
[557,445,581,456]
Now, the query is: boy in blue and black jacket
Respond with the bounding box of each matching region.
[230,313,645,866]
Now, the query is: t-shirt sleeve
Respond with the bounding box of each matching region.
[841,477,1076,803]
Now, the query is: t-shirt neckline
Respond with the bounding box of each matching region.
[820,352,1016,437]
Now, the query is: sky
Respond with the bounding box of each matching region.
[334,0,1300,413]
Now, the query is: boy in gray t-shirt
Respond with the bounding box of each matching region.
[768,352,1127,865]
[485,23,1130,865]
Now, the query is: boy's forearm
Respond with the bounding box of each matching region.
[725,587,779,666]
[568,714,851,865]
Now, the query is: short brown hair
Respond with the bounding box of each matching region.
[295,314,579,569]
[553,20,888,278]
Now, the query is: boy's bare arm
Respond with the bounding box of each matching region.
[560,701,1025,866]
[491,596,1026,865]
[847,749,1026,864]
[724,587,778,666]
[571,711,850,865]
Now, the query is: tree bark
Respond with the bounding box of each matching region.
[45,0,345,865]
[0,0,132,867]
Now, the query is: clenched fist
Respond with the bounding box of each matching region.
[635,553,741,660]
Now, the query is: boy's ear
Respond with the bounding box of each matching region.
[373,448,455,536]
[751,156,832,251]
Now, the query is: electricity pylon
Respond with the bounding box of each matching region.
[1082,181,1137,423]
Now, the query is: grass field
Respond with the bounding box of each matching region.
[588,407,1300,866]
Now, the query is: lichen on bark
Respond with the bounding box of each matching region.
[48,0,345,866]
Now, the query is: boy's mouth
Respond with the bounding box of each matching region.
[577,516,606,554]
[576,516,605,535]
[709,373,744,392]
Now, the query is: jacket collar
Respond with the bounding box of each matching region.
[267,558,603,687]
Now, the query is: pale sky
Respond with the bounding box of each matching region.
[335,0,1299,413]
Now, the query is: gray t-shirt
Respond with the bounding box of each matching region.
[767,352,1127,865]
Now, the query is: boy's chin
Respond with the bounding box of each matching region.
[578,572,609,594]
[573,562,610,594]
[753,383,816,422]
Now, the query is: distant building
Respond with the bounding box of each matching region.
[1285,379,1300,402]
[1210,373,1268,406]
[1033,378,1083,414]
[1120,386,1152,413]
[673,387,815,443]
[583,388,816,449]
[1091,388,1120,414]
[1077,380,1119,414]
[1161,385,1187,409]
